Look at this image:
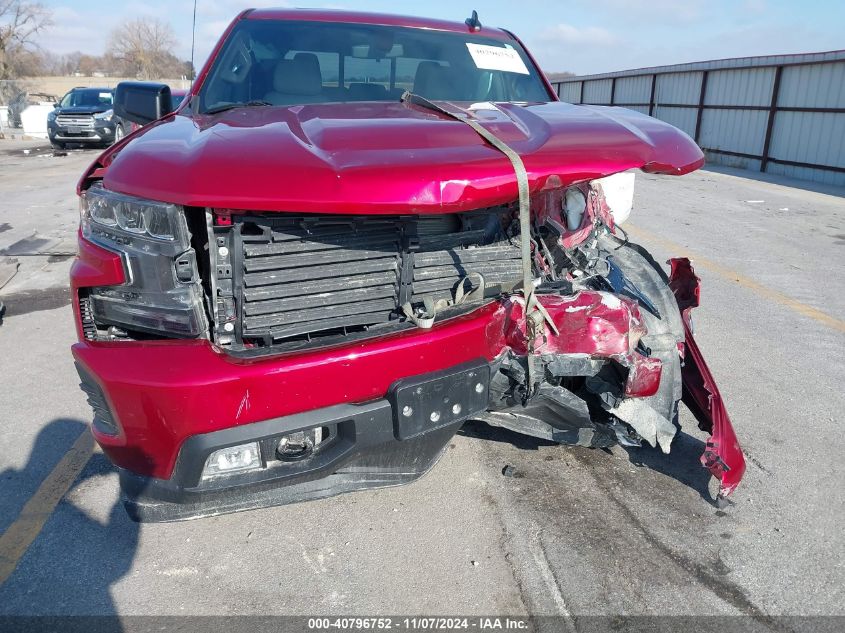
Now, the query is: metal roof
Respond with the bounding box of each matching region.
[555,49,845,82]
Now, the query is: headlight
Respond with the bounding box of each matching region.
[80,184,206,338]
[47,110,57,121]
[563,187,586,230]
[592,172,636,225]
[94,109,114,122]
[82,185,188,242]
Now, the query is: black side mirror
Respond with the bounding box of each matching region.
[114,82,173,126]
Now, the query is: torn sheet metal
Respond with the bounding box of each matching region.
[668,258,746,497]
[609,398,676,453]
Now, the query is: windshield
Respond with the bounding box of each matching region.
[60,89,113,108]
[198,20,550,112]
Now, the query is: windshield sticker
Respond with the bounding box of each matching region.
[466,43,529,75]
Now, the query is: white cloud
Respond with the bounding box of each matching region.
[529,22,624,74]
[574,0,706,23]
[537,23,619,46]
[36,3,181,56]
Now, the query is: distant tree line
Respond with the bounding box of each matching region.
[1,1,193,80]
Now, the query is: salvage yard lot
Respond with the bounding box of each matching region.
[0,138,843,620]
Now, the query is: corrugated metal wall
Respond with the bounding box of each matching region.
[550,51,845,186]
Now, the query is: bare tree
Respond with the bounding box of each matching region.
[108,17,181,80]
[0,0,52,79]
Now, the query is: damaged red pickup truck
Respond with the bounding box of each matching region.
[70,8,744,521]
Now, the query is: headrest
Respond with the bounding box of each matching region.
[273,58,322,96]
[413,61,457,100]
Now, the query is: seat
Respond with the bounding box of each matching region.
[413,61,460,100]
[293,52,322,79]
[265,58,324,106]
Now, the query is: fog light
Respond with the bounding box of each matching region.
[452,403,462,415]
[202,442,261,479]
[276,432,313,462]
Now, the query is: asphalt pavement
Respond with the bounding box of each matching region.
[0,138,843,623]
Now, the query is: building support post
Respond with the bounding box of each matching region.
[648,73,656,116]
[694,70,709,144]
[761,65,783,173]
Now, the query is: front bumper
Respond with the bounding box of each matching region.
[71,241,745,519]
[48,120,115,143]
[115,361,490,522]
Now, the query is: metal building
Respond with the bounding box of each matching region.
[549,50,845,187]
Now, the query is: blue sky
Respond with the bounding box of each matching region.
[33,0,845,75]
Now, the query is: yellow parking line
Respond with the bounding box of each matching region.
[0,429,94,585]
[625,224,845,333]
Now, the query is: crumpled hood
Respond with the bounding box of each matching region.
[100,101,704,213]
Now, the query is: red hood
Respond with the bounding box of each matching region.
[98,101,704,214]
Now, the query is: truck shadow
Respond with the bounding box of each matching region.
[0,418,138,627]
[461,419,714,504]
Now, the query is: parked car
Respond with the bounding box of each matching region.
[7,91,58,129]
[47,87,128,149]
[71,9,745,522]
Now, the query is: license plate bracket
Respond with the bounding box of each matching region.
[388,361,490,440]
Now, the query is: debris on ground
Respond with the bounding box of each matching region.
[501,465,517,478]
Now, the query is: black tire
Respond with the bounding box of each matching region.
[51,141,66,150]
[598,234,685,423]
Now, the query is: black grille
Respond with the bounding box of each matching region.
[224,211,521,347]
[56,114,95,128]
[78,292,98,341]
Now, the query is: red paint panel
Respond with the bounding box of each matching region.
[669,258,746,497]
[624,355,663,399]
[69,235,126,339]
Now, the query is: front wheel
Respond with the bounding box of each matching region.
[51,141,66,150]
[598,234,685,422]
[112,125,125,145]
